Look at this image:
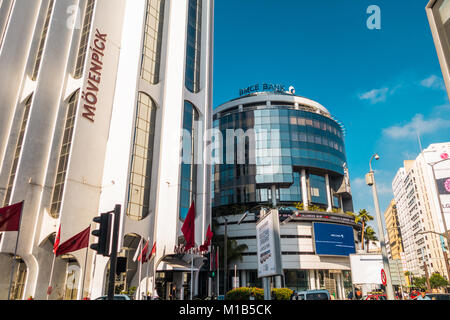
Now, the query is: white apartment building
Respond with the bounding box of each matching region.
[392,143,450,280]
[0,0,214,300]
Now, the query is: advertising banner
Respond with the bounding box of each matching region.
[256,209,283,278]
[350,254,383,285]
[312,222,356,256]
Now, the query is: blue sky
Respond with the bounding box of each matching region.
[213,0,450,230]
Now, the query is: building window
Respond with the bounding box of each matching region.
[185,0,202,93]
[74,0,95,79]
[179,101,199,220]
[309,174,328,206]
[3,95,33,207]
[126,93,157,221]
[32,0,54,81]
[50,91,79,218]
[140,0,165,84]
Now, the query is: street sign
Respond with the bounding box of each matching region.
[381,269,387,285]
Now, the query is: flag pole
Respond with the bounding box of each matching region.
[190,247,193,300]
[7,201,24,300]
[80,243,89,299]
[217,246,220,297]
[145,238,150,299]
[46,253,56,300]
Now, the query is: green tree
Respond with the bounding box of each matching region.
[355,209,374,250]
[429,273,449,290]
[364,226,378,253]
[412,276,427,290]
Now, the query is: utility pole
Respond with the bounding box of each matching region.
[107,204,121,300]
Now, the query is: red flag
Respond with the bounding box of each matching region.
[138,240,149,263]
[199,224,213,251]
[0,202,23,232]
[53,225,61,254]
[181,201,196,251]
[55,226,90,257]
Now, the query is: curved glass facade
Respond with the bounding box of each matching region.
[213,99,351,211]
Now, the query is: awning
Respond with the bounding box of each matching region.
[156,253,204,272]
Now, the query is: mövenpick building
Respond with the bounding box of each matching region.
[0,0,213,300]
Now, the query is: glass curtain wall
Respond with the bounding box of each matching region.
[179,101,198,220]
[126,93,157,221]
[185,0,202,93]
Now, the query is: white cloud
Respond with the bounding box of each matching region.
[358,87,389,104]
[420,75,445,90]
[382,114,450,139]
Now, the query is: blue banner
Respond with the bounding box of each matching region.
[313,223,356,256]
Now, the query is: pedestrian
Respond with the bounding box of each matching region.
[355,289,362,300]
[415,289,431,300]
[347,290,353,300]
[290,290,299,300]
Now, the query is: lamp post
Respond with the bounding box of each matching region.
[366,153,395,300]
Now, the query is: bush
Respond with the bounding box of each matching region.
[271,288,293,300]
[225,287,292,300]
[226,287,264,300]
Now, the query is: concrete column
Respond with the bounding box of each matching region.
[301,169,309,210]
[325,174,333,212]
[241,270,247,287]
[335,273,342,300]
[308,269,316,290]
[315,270,320,289]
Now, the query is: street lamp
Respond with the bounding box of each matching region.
[366,153,396,300]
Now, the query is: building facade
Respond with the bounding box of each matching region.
[212,88,359,299]
[426,0,450,101]
[384,199,404,260]
[0,0,214,300]
[392,143,450,280]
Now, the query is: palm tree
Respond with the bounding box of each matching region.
[364,226,378,253]
[355,209,374,250]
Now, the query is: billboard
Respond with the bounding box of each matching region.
[313,223,356,256]
[256,209,283,278]
[350,254,383,285]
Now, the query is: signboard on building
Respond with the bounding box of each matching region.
[256,209,283,278]
[312,223,356,256]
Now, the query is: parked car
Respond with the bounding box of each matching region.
[296,289,331,300]
[426,293,450,300]
[363,294,387,300]
[94,294,131,300]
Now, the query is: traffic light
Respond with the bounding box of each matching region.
[90,212,112,256]
[209,270,216,278]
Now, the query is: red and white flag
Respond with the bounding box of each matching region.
[147,242,156,261]
[133,238,143,262]
[53,225,61,254]
[0,201,23,232]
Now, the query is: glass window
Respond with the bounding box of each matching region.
[32,0,54,80]
[74,0,95,78]
[185,0,202,93]
[140,0,165,84]
[50,91,79,217]
[179,101,199,220]
[309,174,328,206]
[3,95,33,206]
[126,93,157,221]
